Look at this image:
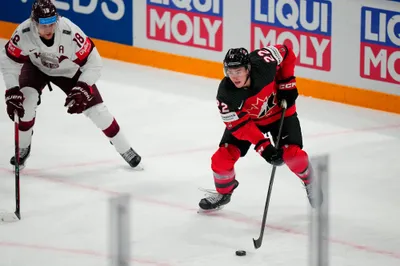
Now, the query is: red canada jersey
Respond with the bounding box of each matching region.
[216,45,297,145]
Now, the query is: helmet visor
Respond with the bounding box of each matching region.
[224,66,247,77]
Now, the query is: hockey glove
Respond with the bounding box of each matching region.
[276,77,298,108]
[64,82,94,114]
[5,86,24,120]
[255,139,284,166]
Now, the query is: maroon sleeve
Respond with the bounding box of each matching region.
[5,40,29,64]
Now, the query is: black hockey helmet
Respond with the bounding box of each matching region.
[31,0,58,25]
[223,47,251,76]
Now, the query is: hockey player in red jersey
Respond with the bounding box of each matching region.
[198,45,322,210]
[0,0,142,169]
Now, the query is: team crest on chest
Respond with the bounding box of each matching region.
[248,92,277,119]
[39,52,60,69]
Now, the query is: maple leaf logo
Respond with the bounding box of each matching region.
[248,93,277,119]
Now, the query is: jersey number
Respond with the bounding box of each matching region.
[12,34,20,45]
[73,33,85,48]
[257,48,276,63]
[217,100,229,113]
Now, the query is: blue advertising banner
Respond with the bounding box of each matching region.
[0,0,133,45]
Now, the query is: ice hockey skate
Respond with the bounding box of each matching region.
[304,180,323,208]
[198,180,239,213]
[10,145,31,170]
[120,147,143,170]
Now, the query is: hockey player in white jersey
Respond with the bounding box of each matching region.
[0,0,142,169]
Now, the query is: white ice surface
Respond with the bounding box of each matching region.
[0,40,400,266]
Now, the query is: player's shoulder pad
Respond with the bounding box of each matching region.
[249,48,278,84]
[57,17,73,32]
[59,17,86,36]
[13,19,32,36]
[217,77,248,110]
[250,46,283,66]
[8,19,32,49]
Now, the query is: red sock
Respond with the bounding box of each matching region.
[211,144,240,194]
[282,145,311,184]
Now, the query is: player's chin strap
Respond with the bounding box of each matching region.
[245,75,250,85]
[241,74,251,89]
[243,64,251,87]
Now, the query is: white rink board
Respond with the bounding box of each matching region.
[133,0,400,95]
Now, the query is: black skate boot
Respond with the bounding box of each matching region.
[120,148,142,169]
[10,145,31,170]
[304,181,323,208]
[198,180,239,211]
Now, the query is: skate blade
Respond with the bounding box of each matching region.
[133,162,144,171]
[123,162,144,171]
[197,206,224,214]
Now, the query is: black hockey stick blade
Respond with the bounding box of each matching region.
[253,234,262,249]
[253,237,262,249]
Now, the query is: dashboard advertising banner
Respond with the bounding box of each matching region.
[360,6,400,84]
[0,0,133,45]
[146,0,223,51]
[251,0,332,71]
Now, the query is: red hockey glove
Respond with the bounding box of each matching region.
[255,139,284,166]
[64,82,94,114]
[5,86,24,120]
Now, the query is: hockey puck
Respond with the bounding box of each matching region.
[235,250,246,256]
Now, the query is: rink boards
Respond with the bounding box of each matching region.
[0,0,399,114]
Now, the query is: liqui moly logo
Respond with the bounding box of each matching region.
[360,7,400,84]
[251,0,332,71]
[146,0,223,51]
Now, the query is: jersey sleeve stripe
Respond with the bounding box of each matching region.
[229,118,251,133]
[265,46,283,65]
[5,42,29,64]
[73,38,95,66]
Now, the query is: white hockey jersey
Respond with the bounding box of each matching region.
[0,17,102,90]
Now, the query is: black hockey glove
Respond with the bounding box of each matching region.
[255,139,284,166]
[5,86,25,120]
[276,77,298,108]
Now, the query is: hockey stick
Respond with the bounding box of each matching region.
[0,112,21,223]
[13,111,21,220]
[253,99,287,249]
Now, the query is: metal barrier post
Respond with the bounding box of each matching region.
[110,194,131,266]
[309,155,329,266]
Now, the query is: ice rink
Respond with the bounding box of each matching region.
[1,51,400,266]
